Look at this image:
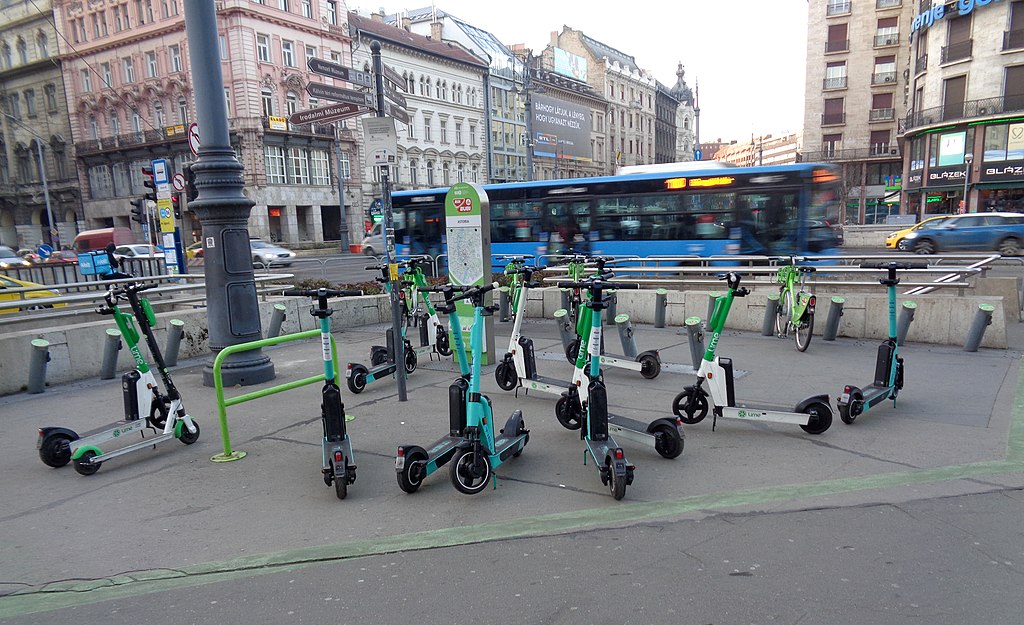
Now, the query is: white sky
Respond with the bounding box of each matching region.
[349,0,809,145]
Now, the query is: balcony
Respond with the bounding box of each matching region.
[74,129,176,156]
[872,71,898,85]
[823,76,848,90]
[822,113,846,126]
[876,0,902,8]
[800,146,901,162]
[874,33,901,47]
[915,54,928,73]
[869,107,896,121]
[902,95,1024,132]
[826,1,851,16]
[261,117,336,137]
[869,143,894,156]
[941,39,973,63]
[1003,29,1024,50]
[825,39,850,53]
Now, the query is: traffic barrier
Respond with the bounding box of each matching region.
[685,316,704,370]
[654,288,668,328]
[897,301,917,346]
[964,303,995,352]
[100,328,122,380]
[614,313,638,359]
[762,293,780,336]
[265,303,287,339]
[823,296,845,341]
[27,338,50,394]
[164,319,185,367]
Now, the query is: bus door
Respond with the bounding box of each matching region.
[736,191,800,256]
[545,200,591,254]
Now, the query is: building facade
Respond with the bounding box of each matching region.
[803,0,910,224]
[53,0,360,246]
[902,0,1024,216]
[654,83,679,164]
[669,63,696,162]
[715,133,802,166]
[0,0,80,250]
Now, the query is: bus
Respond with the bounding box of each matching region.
[381,162,843,263]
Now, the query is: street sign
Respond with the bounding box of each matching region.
[188,123,201,156]
[152,158,170,185]
[694,148,703,161]
[306,58,374,89]
[362,117,398,167]
[382,82,407,109]
[289,102,370,125]
[36,244,53,259]
[172,172,185,192]
[306,82,374,107]
[380,64,406,91]
[382,101,410,125]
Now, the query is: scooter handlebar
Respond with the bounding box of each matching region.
[859,261,928,270]
[556,280,639,290]
[450,281,500,303]
[283,288,363,298]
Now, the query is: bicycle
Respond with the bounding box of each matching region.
[773,257,817,352]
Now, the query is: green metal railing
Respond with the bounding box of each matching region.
[211,328,340,462]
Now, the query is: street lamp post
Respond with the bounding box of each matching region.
[963,153,974,214]
[4,113,58,248]
[520,51,535,182]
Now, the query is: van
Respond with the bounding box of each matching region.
[72,227,138,253]
[360,223,383,256]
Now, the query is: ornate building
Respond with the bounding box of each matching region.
[669,63,696,163]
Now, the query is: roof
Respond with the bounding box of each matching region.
[385,7,518,73]
[347,12,488,69]
[578,31,638,72]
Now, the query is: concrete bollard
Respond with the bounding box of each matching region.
[100,328,123,380]
[964,303,995,352]
[266,303,287,339]
[822,296,845,341]
[606,289,617,321]
[654,288,668,328]
[762,293,780,336]
[27,338,50,394]
[706,291,722,330]
[685,316,704,370]
[897,301,917,346]
[164,319,185,367]
[614,313,638,359]
[554,308,574,353]
[498,286,511,322]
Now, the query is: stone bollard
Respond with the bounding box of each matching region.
[498,286,511,322]
[266,303,287,339]
[614,313,638,359]
[897,301,917,346]
[822,296,845,341]
[964,303,995,352]
[28,338,50,394]
[654,288,668,328]
[762,293,780,336]
[554,308,574,353]
[706,291,722,330]
[685,316,704,370]
[164,319,185,367]
[100,328,123,380]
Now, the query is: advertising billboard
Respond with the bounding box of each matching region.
[531,93,592,162]
[553,47,588,83]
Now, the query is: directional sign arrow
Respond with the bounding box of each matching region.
[380,64,406,92]
[382,101,410,125]
[382,82,407,109]
[290,102,370,125]
[307,58,374,89]
[306,82,375,107]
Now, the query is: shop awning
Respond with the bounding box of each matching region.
[973,181,1024,189]
[881,191,901,204]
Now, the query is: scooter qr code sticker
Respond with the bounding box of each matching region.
[587,326,602,360]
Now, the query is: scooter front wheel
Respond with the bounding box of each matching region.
[555,395,583,430]
[436,330,452,357]
[73,450,101,476]
[565,337,581,364]
[404,348,417,374]
[450,448,492,495]
[177,419,200,445]
[799,400,833,435]
[639,354,661,379]
[672,387,709,424]
[494,361,519,391]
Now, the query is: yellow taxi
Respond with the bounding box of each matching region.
[0,275,65,313]
[885,216,952,250]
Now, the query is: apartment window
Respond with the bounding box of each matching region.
[135,0,146,24]
[107,111,119,136]
[289,148,309,184]
[123,3,131,28]
[435,81,442,99]
[81,69,92,92]
[145,51,157,77]
[407,118,416,139]
[875,17,899,47]
[942,74,967,120]
[169,44,181,72]
[154,101,165,127]
[442,162,450,185]
[278,0,289,11]
[870,130,891,155]
[261,88,274,117]
[943,13,973,63]
[872,55,896,84]
[1005,1,1024,50]
[256,34,270,63]
[132,111,142,132]
[219,35,227,60]
[826,0,851,15]
[301,0,311,18]
[44,84,57,112]
[101,62,112,87]
[330,51,341,63]
[426,160,435,185]
[306,45,316,62]
[469,124,477,147]
[265,146,286,183]
[16,38,27,65]
[423,116,432,141]
[326,0,337,24]
[224,87,231,115]
[122,58,135,83]
[339,151,350,179]
[282,40,295,67]
[161,0,169,17]
[171,0,179,15]
[23,89,36,117]
[823,97,845,125]
[870,92,895,120]
[286,91,298,117]
[455,122,463,145]
[822,133,841,157]
[113,6,123,31]
[1006,64,1024,110]
[177,97,188,124]
[311,150,330,185]
[826,23,848,53]
[440,119,448,143]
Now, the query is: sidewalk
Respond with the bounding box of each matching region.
[1,314,1023,619]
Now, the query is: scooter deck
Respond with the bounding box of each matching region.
[521,374,570,397]
[606,412,658,448]
[598,354,642,371]
[73,418,161,446]
[410,434,463,475]
[491,432,529,466]
[859,383,895,407]
[720,402,810,426]
[76,431,179,465]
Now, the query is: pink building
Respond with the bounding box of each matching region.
[53,0,364,244]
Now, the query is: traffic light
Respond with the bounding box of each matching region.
[184,164,198,202]
[141,166,157,203]
[130,198,146,224]
[171,193,181,219]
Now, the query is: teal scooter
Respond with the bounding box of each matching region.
[396,282,530,495]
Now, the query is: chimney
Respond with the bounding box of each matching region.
[372,10,384,22]
[431,21,443,41]
[401,16,411,30]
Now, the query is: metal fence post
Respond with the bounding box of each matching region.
[165,319,185,367]
[27,338,50,394]
[654,288,668,328]
[964,303,995,352]
[762,293,779,336]
[897,301,917,346]
[685,316,704,370]
[100,328,122,380]
[823,296,845,341]
[266,303,287,339]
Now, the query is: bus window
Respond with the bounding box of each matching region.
[490,200,543,242]
[546,200,591,253]
[679,192,734,240]
[736,191,800,255]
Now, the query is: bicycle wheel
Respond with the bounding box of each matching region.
[795,310,814,352]
[775,289,793,337]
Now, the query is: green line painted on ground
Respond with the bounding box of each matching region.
[4,363,1024,618]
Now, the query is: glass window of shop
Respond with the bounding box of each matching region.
[910,136,925,171]
[928,128,974,167]
[982,122,1024,162]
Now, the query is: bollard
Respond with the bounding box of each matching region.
[822,296,845,341]
[706,291,722,330]
[559,288,571,311]
[762,293,780,336]
[685,316,704,370]
[266,303,287,339]
[498,286,510,322]
[654,288,668,328]
[606,289,617,321]
[615,313,638,359]
[964,303,995,352]
[897,301,917,346]
[27,338,50,394]
[100,328,123,380]
[165,319,185,367]
[554,308,574,353]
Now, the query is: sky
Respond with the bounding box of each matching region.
[348,0,810,145]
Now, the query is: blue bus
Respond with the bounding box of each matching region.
[384,162,843,263]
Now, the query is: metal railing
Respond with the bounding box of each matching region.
[941,40,973,64]
[903,95,1024,131]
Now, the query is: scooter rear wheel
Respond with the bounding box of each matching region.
[347,366,368,394]
[397,449,428,493]
[839,388,864,424]
[607,456,627,500]
[672,387,709,424]
[494,361,519,391]
[639,354,661,379]
[450,448,492,495]
[651,424,684,459]
[38,432,75,468]
[404,348,417,374]
[334,467,348,500]
[799,400,833,435]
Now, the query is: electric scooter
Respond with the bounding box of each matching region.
[672,273,834,435]
[396,282,530,495]
[284,287,363,499]
[346,262,418,394]
[556,275,684,464]
[37,246,200,475]
[837,261,926,424]
[404,255,453,357]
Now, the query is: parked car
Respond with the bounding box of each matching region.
[44,250,80,264]
[185,241,204,260]
[901,212,1024,255]
[0,245,32,269]
[0,275,65,313]
[72,227,138,252]
[113,244,165,259]
[250,239,296,267]
[885,216,953,250]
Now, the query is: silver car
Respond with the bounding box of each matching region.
[250,239,296,267]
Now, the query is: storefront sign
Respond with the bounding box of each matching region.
[906,172,923,188]
[927,167,968,184]
[912,0,1003,36]
[981,161,1024,182]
